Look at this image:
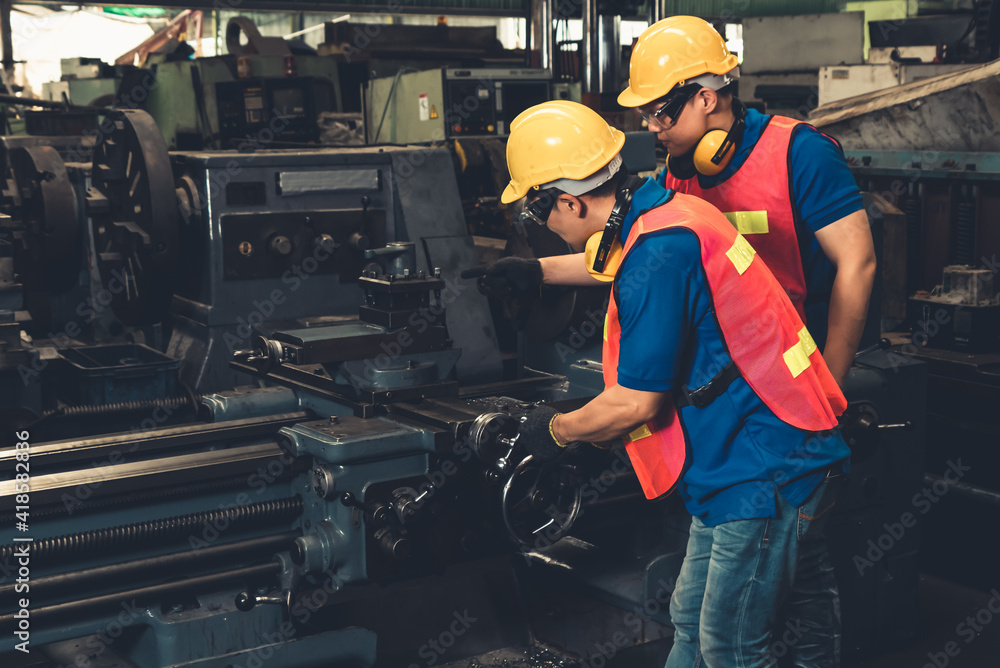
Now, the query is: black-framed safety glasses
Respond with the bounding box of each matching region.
[637,84,702,128]
[518,188,559,226]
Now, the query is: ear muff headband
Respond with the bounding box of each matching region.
[592,175,645,274]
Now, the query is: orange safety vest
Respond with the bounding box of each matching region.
[662,116,834,323]
[603,192,847,500]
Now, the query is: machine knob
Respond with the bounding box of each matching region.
[367,502,391,527]
[315,234,338,254]
[375,527,412,560]
[235,591,256,612]
[349,232,370,251]
[269,235,293,257]
[312,467,336,499]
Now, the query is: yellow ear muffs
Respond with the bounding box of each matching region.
[692,128,737,176]
[584,231,623,283]
[669,101,746,179]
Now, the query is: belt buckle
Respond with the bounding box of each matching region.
[684,384,712,409]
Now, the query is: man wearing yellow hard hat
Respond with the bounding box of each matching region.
[485,16,875,393]
[489,99,850,668]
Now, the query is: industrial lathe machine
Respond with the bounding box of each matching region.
[0,109,926,667]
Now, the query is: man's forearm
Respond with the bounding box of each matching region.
[540,253,603,286]
[814,209,876,387]
[552,385,665,444]
[823,262,876,386]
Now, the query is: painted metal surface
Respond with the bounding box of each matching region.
[844,150,1000,181]
[742,12,865,75]
[812,60,1000,152]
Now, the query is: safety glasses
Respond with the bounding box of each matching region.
[637,84,702,128]
[518,189,559,226]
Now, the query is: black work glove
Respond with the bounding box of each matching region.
[462,257,542,300]
[517,405,570,462]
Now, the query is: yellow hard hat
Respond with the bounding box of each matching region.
[618,16,739,108]
[501,101,625,204]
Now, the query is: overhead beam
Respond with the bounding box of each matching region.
[14,0,529,17]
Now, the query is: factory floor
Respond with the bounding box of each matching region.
[846,575,1000,668]
[440,574,1000,668]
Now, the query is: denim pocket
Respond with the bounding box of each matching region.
[795,476,841,543]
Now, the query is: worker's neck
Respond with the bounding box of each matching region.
[587,196,618,235]
[708,104,736,132]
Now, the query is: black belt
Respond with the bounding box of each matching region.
[674,361,742,409]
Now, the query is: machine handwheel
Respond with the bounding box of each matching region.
[467,412,520,464]
[88,109,178,325]
[8,145,80,294]
[501,455,582,548]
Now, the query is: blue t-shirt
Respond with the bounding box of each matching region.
[615,178,850,526]
[656,109,864,350]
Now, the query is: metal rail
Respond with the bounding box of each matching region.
[0,412,310,471]
[0,531,299,603]
[0,562,281,626]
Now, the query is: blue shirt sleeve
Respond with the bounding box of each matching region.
[615,229,704,392]
[789,127,864,233]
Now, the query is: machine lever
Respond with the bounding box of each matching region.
[235,588,292,612]
[878,421,912,430]
[340,492,365,510]
[855,337,891,359]
[495,425,524,473]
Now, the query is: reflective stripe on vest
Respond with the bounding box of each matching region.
[662,116,832,323]
[603,192,847,500]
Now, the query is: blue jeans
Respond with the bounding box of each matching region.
[665,471,843,668]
